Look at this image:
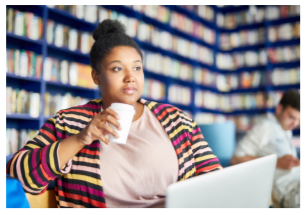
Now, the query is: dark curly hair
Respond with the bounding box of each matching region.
[279,89,300,111]
[89,19,143,73]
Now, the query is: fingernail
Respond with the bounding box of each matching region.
[116,133,120,138]
[119,125,122,130]
[117,115,120,120]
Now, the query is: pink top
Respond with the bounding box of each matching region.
[99,105,179,208]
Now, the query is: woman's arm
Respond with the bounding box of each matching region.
[6,113,74,195]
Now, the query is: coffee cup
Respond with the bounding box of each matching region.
[108,103,135,144]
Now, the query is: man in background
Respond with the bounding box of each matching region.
[230,89,300,208]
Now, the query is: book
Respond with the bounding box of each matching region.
[29,92,40,118]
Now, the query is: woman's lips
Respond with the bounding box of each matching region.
[122,87,136,94]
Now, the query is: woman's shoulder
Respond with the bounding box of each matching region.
[143,99,193,123]
[51,98,103,120]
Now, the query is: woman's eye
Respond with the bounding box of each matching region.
[114,67,122,72]
[133,67,141,71]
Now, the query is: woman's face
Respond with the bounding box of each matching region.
[92,46,144,106]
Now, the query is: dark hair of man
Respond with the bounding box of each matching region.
[279,89,300,112]
[89,19,143,73]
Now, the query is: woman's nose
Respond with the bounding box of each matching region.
[124,71,135,83]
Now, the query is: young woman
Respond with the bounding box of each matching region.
[6,19,222,208]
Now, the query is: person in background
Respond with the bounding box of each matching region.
[6,19,222,208]
[230,89,300,208]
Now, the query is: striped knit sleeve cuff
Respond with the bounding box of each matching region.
[41,141,72,178]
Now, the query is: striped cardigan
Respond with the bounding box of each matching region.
[6,98,222,208]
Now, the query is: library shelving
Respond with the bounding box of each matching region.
[6,5,300,160]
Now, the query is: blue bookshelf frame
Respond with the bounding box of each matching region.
[6,5,300,160]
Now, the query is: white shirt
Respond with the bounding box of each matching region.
[234,113,299,204]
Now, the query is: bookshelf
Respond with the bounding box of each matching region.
[6,5,300,160]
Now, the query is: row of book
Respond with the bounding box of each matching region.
[6,128,39,156]
[6,8,43,40]
[47,5,99,24]
[270,67,300,86]
[6,87,40,118]
[216,5,300,29]
[99,7,214,65]
[46,20,94,54]
[216,6,265,29]
[168,84,192,106]
[219,71,265,91]
[267,45,300,64]
[194,90,266,111]
[219,27,265,50]
[170,11,216,45]
[194,68,266,91]
[194,90,285,111]
[44,92,91,117]
[194,112,266,132]
[265,5,300,21]
[179,5,214,22]
[142,50,193,81]
[268,22,300,42]
[43,57,97,89]
[142,78,166,102]
[216,49,267,70]
[6,48,42,78]
[125,5,170,24]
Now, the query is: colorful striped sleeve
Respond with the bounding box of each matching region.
[6,113,73,195]
[190,121,223,176]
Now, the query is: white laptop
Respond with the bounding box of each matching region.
[166,154,277,208]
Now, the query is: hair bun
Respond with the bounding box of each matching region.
[93,19,126,41]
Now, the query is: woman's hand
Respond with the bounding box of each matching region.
[76,108,122,145]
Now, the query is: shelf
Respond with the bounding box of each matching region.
[6,5,44,16]
[47,7,98,32]
[6,32,43,54]
[197,107,268,115]
[138,38,215,70]
[170,103,194,112]
[227,86,266,94]
[227,108,267,115]
[6,32,43,46]
[6,73,42,82]
[217,65,266,74]
[265,16,300,26]
[266,83,300,91]
[293,128,300,136]
[268,61,300,68]
[168,5,216,31]
[212,5,249,13]
[46,81,99,92]
[171,27,215,50]
[266,38,300,47]
[47,44,91,65]
[6,114,40,120]
[47,44,90,58]
[103,5,216,50]
[218,43,265,53]
[218,22,265,33]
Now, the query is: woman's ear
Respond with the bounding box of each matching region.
[91,69,100,85]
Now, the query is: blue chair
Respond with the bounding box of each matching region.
[199,121,236,168]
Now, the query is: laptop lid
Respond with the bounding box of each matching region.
[166,154,277,208]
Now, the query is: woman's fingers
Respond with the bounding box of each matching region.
[92,126,110,145]
[96,120,120,139]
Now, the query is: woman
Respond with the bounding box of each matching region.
[6,19,222,208]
